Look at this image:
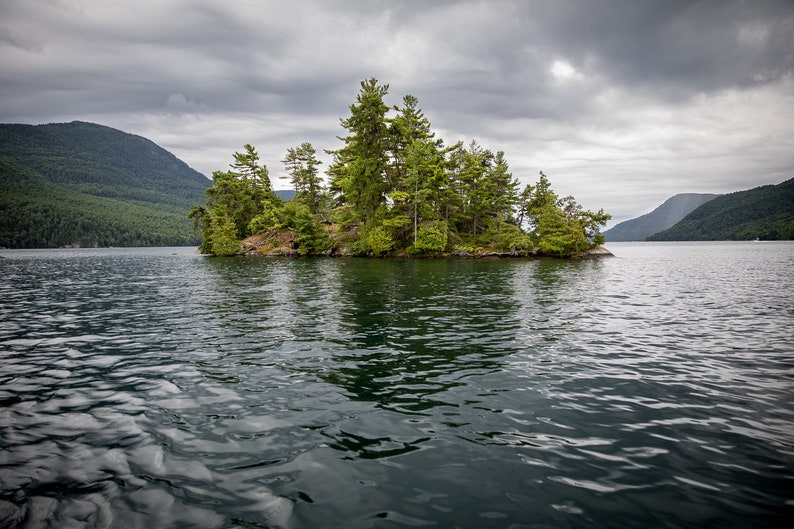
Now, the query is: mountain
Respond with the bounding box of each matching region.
[647,178,794,241]
[604,193,719,241]
[275,189,296,201]
[0,121,210,248]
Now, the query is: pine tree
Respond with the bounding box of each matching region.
[281,142,324,213]
[327,78,391,222]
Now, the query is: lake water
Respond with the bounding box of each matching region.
[1,242,792,528]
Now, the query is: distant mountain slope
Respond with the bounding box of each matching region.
[0,121,210,248]
[647,178,794,241]
[604,193,719,241]
[274,189,296,201]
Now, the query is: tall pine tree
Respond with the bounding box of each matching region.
[327,78,391,222]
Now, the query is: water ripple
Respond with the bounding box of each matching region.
[1,244,793,528]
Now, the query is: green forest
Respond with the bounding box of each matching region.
[647,177,794,241]
[0,121,209,248]
[191,78,610,258]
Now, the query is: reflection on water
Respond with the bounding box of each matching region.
[323,260,522,415]
[1,244,793,528]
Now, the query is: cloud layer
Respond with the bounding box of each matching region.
[2,0,792,224]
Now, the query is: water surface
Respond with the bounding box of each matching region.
[1,242,792,528]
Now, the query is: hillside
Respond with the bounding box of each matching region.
[0,121,210,248]
[604,193,719,241]
[647,178,794,241]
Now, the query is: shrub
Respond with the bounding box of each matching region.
[414,221,448,254]
[366,225,395,255]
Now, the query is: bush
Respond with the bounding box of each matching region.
[414,221,448,254]
[489,223,535,251]
[536,205,589,257]
[272,201,332,255]
[366,225,395,255]
[209,208,242,256]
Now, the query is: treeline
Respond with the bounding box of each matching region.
[2,207,199,248]
[0,163,200,248]
[0,121,209,205]
[0,121,209,248]
[648,177,794,241]
[191,78,610,257]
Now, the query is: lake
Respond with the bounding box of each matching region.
[1,242,792,528]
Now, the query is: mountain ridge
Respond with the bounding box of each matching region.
[604,193,719,242]
[648,178,794,241]
[0,121,210,248]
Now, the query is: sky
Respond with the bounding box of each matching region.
[2,0,793,225]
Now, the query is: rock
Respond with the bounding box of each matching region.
[582,246,614,259]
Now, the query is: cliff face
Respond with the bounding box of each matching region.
[604,193,719,241]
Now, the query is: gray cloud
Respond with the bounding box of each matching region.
[1,0,792,225]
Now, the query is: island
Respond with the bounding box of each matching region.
[190,78,611,259]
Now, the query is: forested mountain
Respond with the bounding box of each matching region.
[0,121,210,248]
[604,193,719,241]
[191,78,611,258]
[647,178,794,241]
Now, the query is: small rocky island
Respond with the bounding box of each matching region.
[191,78,611,259]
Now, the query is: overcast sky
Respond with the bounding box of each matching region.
[2,0,792,225]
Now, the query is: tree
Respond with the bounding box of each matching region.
[208,206,241,256]
[456,141,496,236]
[387,94,436,191]
[519,171,557,235]
[198,145,280,246]
[487,151,519,230]
[521,172,611,256]
[232,143,272,192]
[190,78,611,257]
[281,142,324,213]
[274,201,332,255]
[413,220,448,254]
[327,78,391,222]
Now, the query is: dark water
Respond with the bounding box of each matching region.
[1,242,792,528]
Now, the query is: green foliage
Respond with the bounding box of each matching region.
[247,195,282,235]
[452,243,479,255]
[536,204,589,257]
[381,215,411,230]
[647,178,794,240]
[363,224,395,255]
[0,122,209,248]
[413,221,448,254]
[194,144,281,253]
[190,78,612,257]
[281,142,324,213]
[204,144,276,241]
[275,201,332,256]
[208,207,241,256]
[327,78,391,221]
[517,172,611,257]
[232,144,272,191]
[488,223,535,252]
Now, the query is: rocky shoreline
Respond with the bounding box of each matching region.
[240,231,613,259]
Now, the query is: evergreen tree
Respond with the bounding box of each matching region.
[387,94,436,192]
[208,206,242,256]
[457,141,496,236]
[522,172,611,256]
[232,144,272,192]
[190,78,611,257]
[281,142,324,214]
[487,151,519,230]
[193,145,279,251]
[327,78,391,222]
